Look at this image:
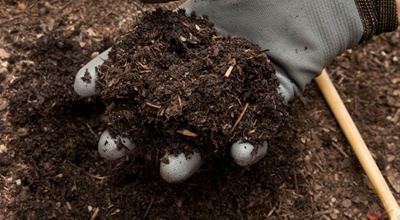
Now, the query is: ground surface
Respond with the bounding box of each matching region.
[1,1,400,220]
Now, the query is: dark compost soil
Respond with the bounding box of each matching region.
[97,9,289,159]
[2,1,400,219]
[1,4,301,219]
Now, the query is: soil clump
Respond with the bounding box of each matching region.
[2,5,301,219]
[98,9,289,159]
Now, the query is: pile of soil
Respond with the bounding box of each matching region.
[98,9,289,158]
[3,1,400,219]
[3,4,304,219]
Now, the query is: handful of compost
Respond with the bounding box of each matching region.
[74,0,398,182]
[75,9,288,182]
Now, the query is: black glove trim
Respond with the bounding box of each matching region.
[355,0,398,42]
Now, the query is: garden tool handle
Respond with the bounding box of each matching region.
[315,69,400,220]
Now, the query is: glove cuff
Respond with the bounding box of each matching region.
[355,0,399,42]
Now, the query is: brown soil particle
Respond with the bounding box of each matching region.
[98,9,289,159]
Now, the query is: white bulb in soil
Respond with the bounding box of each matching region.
[160,151,202,183]
[74,47,112,97]
[98,129,135,160]
[231,140,268,166]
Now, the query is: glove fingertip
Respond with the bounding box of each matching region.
[231,140,268,166]
[98,130,135,160]
[160,151,202,183]
[74,47,112,97]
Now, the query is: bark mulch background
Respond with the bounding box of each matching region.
[1,1,400,219]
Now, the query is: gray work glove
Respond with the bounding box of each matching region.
[74,0,398,182]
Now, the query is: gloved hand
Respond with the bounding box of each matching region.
[74,0,398,182]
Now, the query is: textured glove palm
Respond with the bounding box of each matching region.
[179,0,398,101]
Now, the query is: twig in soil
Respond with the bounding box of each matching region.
[331,142,349,158]
[266,206,276,218]
[137,61,152,70]
[293,170,299,194]
[67,161,107,180]
[392,108,400,123]
[66,202,72,210]
[145,102,161,109]
[79,10,87,24]
[99,11,113,24]
[231,103,249,132]
[144,197,154,218]
[314,209,334,216]
[86,123,99,140]
[224,65,235,77]
[90,207,99,220]
[104,102,116,115]
[177,129,198,137]
[224,59,236,77]
[178,95,182,107]
[56,1,73,12]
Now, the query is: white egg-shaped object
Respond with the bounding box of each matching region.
[74,47,112,97]
[231,140,268,166]
[98,129,135,160]
[160,151,202,183]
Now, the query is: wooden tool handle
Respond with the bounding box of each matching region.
[315,69,400,220]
